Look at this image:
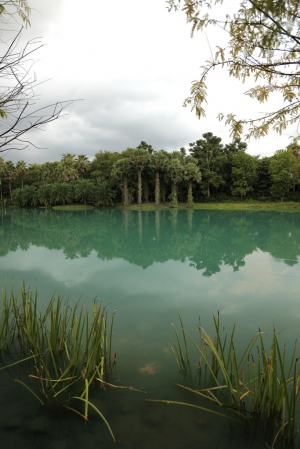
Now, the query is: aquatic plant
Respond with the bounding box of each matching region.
[0,282,116,440]
[152,313,300,447]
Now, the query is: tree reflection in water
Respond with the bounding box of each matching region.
[0,208,299,274]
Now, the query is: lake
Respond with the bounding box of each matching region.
[1,208,300,448]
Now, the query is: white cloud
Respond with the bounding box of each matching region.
[1,0,294,163]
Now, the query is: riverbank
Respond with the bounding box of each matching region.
[40,201,300,212]
[113,201,300,211]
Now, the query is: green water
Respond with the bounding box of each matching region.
[1,208,300,448]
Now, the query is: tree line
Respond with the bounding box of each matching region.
[1,133,300,208]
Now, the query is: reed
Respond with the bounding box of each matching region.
[165,312,300,446]
[0,281,116,441]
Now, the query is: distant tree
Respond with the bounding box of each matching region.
[130,148,151,207]
[151,150,169,206]
[60,154,78,182]
[15,160,27,188]
[256,157,272,198]
[112,158,132,207]
[231,152,257,200]
[221,138,247,194]
[73,179,95,205]
[269,150,299,201]
[4,160,16,199]
[51,182,73,205]
[90,150,121,181]
[13,185,36,206]
[189,132,225,198]
[94,179,116,207]
[136,141,154,154]
[183,160,201,207]
[76,154,90,177]
[168,154,184,208]
[35,183,53,208]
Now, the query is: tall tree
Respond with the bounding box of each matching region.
[183,159,201,207]
[130,148,150,207]
[15,160,27,188]
[4,160,16,199]
[90,150,121,181]
[112,158,132,207]
[136,141,154,154]
[60,154,78,182]
[189,132,225,198]
[76,154,90,177]
[231,152,257,200]
[73,179,95,205]
[167,1,300,139]
[151,150,169,206]
[269,149,299,201]
[168,153,184,208]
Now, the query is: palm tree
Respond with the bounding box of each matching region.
[4,161,16,200]
[112,158,132,207]
[51,182,73,205]
[60,154,78,182]
[35,184,54,208]
[61,153,76,163]
[130,148,150,206]
[183,160,201,208]
[168,154,184,208]
[94,179,116,206]
[15,160,27,188]
[13,185,36,207]
[151,150,169,206]
[73,179,95,205]
[76,154,90,177]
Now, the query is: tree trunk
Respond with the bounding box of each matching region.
[137,168,142,206]
[161,179,166,203]
[144,178,149,203]
[8,181,12,200]
[155,172,160,206]
[187,182,193,208]
[170,182,178,208]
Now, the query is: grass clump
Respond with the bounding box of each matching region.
[151,313,300,447]
[0,281,116,440]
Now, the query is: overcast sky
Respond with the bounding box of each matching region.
[1,0,295,164]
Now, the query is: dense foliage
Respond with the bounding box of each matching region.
[2,136,300,208]
[167,0,300,139]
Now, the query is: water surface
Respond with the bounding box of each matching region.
[1,208,300,448]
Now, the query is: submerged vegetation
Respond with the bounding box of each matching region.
[158,313,300,447]
[0,282,116,440]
